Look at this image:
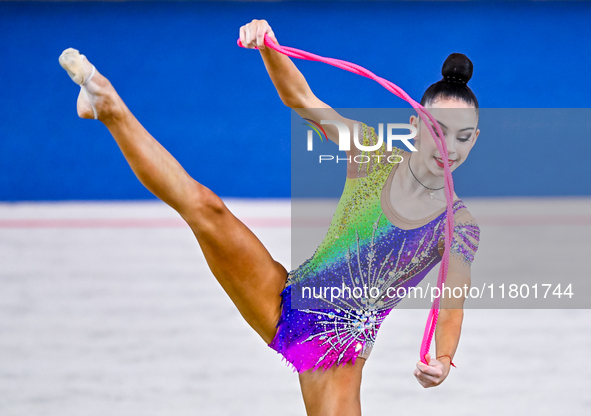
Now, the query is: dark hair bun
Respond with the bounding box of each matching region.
[441,53,473,85]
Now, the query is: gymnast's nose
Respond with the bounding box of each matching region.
[445,134,457,156]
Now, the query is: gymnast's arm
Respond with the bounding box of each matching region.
[240,19,357,157]
[413,270,470,389]
[435,271,470,376]
[414,208,481,387]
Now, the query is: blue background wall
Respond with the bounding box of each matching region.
[1,1,590,200]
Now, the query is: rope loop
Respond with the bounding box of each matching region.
[238,34,456,365]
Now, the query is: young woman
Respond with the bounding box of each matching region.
[59,18,480,416]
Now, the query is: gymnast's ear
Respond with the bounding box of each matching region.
[409,115,423,150]
[471,127,480,147]
[409,114,420,131]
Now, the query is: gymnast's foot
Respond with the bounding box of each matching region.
[58,48,123,122]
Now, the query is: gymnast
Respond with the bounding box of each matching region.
[59,18,481,416]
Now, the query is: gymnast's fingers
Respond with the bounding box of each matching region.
[418,361,443,378]
[413,369,429,388]
[414,368,440,388]
[239,25,248,49]
[241,24,254,49]
[266,28,278,46]
[416,359,444,384]
[242,21,256,49]
[256,22,267,50]
[245,25,255,48]
[416,360,431,373]
[420,373,439,387]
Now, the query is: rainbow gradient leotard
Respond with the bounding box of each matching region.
[268,122,481,373]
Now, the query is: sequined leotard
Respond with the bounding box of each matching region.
[268,122,481,373]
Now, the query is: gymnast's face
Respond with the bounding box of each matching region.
[409,97,480,176]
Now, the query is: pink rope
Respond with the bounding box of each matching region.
[238,35,456,366]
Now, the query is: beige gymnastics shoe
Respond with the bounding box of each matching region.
[59,48,99,120]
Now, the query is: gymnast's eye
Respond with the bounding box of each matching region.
[458,137,470,142]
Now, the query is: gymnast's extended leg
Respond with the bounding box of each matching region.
[58,48,287,344]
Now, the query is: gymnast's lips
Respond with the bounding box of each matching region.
[434,157,455,167]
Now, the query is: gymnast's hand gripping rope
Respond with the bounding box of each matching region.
[238,35,456,366]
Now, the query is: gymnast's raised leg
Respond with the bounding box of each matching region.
[58,48,288,344]
[59,47,367,416]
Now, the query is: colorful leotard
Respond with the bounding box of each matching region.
[268,122,481,373]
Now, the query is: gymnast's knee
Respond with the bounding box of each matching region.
[179,181,228,226]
